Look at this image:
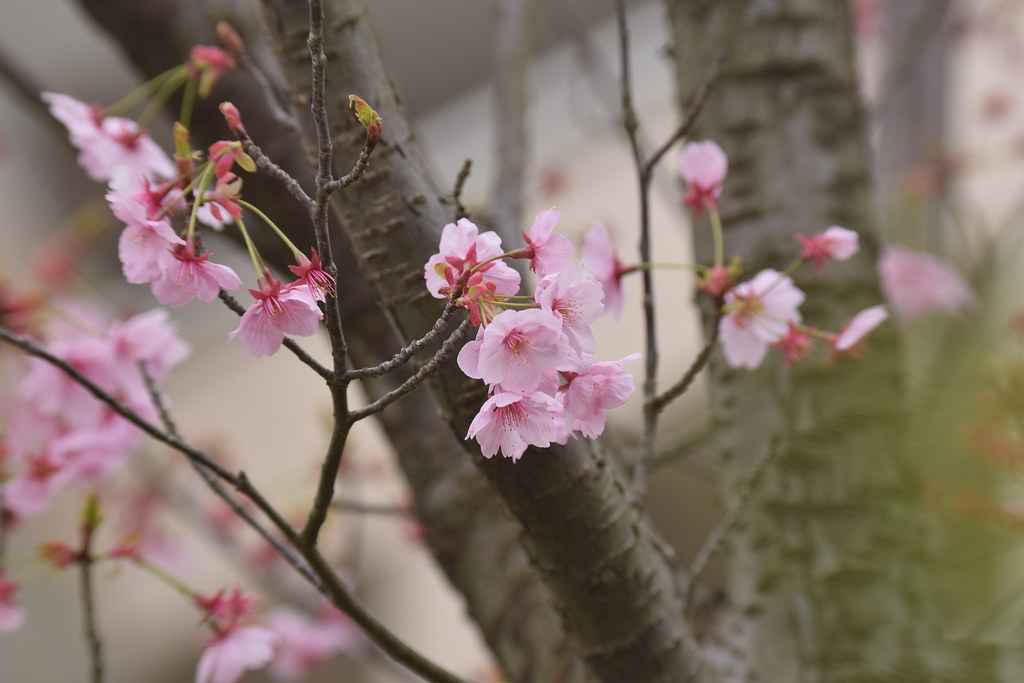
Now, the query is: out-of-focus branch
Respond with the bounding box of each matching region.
[0,43,65,137]
[489,0,530,244]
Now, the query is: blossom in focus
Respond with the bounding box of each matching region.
[796,226,859,273]
[423,218,520,298]
[466,391,564,461]
[583,222,626,318]
[150,241,242,307]
[679,141,728,217]
[829,305,889,359]
[877,246,975,319]
[288,249,334,302]
[228,277,323,357]
[719,269,805,370]
[520,208,574,277]
[561,354,640,438]
[195,626,277,683]
[457,308,568,394]
[535,261,604,367]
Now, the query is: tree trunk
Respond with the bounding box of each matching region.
[76,0,698,680]
[661,1,977,681]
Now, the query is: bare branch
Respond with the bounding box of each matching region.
[349,320,472,422]
[344,296,459,380]
[79,521,104,683]
[647,306,722,416]
[323,140,372,194]
[240,135,312,207]
[331,497,410,517]
[450,158,473,222]
[684,440,780,610]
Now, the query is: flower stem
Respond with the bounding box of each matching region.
[105,65,186,117]
[179,75,198,130]
[186,164,215,238]
[236,199,302,258]
[136,69,188,128]
[709,209,724,267]
[233,217,265,277]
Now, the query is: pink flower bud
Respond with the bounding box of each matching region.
[216,21,245,56]
[219,101,246,137]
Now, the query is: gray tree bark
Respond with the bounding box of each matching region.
[663,1,1015,681]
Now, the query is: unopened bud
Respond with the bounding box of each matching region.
[219,101,246,137]
[40,541,77,569]
[79,493,103,533]
[348,95,383,146]
[216,21,245,56]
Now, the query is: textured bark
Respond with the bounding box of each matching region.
[76,0,697,681]
[662,1,1018,681]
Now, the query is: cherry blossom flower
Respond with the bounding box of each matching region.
[228,277,323,357]
[3,453,69,518]
[770,322,815,367]
[519,208,574,277]
[719,269,805,370]
[561,354,640,438]
[108,309,190,383]
[679,141,728,217]
[43,93,174,182]
[150,241,241,307]
[829,305,889,359]
[424,218,520,298]
[796,226,860,273]
[188,46,237,97]
[458,309,568,394]
[196,626,277,683]
[0,573,24,633]
[266,605,362,681]
[535,262,604,366]
[877,246,975,319]
[287,249,334,301]
[466,391,564,461]
[583,222,627,318]
[696,264,736,299]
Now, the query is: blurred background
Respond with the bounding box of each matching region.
[2,0,1024,681]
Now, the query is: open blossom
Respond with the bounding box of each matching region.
[535,262,604,366]
[520,208,574,277]
[830,305,889,358]
[43,92,174,182]
[457,309,568,394]
[196,626,277,683]
[287,249,334,302]
[467,391,564,461]
[796,226,859,273]
[266,606,361,681]
[877,245,975,319]
[150,241,241,307]
[562,354,640,438]
[719,269,805,370]
[583,222,626,318]
[228,277,323,357]
[679,141,728,217]
[424,218,520,298]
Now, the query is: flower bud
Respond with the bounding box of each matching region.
[216,21,245,56]
[219,101,246,137]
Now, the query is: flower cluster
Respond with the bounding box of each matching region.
[424,210,638,461]
[1,307,188,518]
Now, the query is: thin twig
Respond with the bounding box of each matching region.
[344,297,459,380]
[217,290,332,382]
[79,521,104,683]
[647,306,722,415]
[683,439,780,609]
[238,51,302,134]
[323,141,372,194]
[331,498,410,517]
[642,51,725,178]
[615,0,658,470]
[349,320,472,422]
[240,135,312,207]
[451,158,473,222]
